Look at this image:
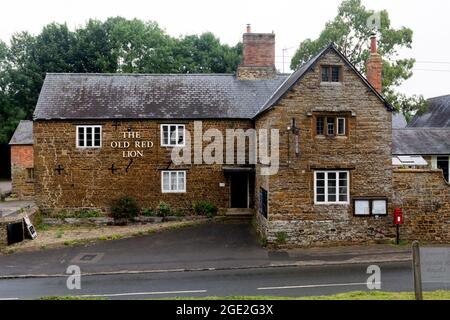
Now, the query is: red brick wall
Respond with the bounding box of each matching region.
[11,145,33,167]
[242,33,275,67]
[366,53,383,93]
[10,145,35,199]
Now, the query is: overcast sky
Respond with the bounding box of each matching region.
[1,0,449,98]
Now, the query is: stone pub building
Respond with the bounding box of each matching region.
[12,26,450,246]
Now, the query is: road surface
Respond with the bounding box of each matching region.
[0,262,444,300]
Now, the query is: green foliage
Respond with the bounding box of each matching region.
[142,208,156,217]
[174,209,186,217]
[74,210,102,218]
[110,196,140,221]
[276,231,288,244]
[0,17,242,145]
[192,201,218,219]
[290,0,425,120]
[157,201,172,217]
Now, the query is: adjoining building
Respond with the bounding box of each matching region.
[10,26,450,246]
[9,120,35,200]
[393,94,450,182]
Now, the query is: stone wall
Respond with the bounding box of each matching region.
[34,119,253,214]
[10,145,35,199]
[254,49,395,247]
[393,169,450,243]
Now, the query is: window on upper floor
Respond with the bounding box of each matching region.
[161,124,185,147]
[321,65,342,83]
[316,116,347,137]
[76,125,102,148]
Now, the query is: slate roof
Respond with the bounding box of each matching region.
[392,113,407,128]
[256,44,393,116]
[33,73,288,120]
[392,128,450,155]
[9,120,33,145]
[408,95,450,127]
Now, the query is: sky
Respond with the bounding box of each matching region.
[1,0,449,98]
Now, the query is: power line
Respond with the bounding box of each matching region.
[416,60,450,65]
[413,68,450,73]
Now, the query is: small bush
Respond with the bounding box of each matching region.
[157,202,172,217]
[110,196,140,223]
[175,209,186,217]
[75,210,102,218]
[142,208,156,217]
[276,232,288,244]
[192,201,218,219]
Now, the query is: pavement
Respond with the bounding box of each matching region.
[0,200,35,218]
[0,221,412,279]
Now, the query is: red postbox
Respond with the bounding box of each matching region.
[394,208,403,225]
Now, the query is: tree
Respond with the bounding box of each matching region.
[0,17,243,147]
[290,0,426,120]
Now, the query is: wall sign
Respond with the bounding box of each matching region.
[354,198,388,216]
[110,131,154,158]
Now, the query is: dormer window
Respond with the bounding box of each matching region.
[321,65,341,82]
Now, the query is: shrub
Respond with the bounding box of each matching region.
[174,209,186,217]
[192,201,218,219]
[157,202,172,217]
[75,210,102,218]
[110,196,140,223]
[142,208,156,217]
[276,231,288,244]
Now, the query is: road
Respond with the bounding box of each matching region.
[0,262,444,300]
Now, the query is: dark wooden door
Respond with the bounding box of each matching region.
[230,174,248,208]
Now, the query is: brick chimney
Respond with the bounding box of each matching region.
[237,25,276,80]
[366,34,383,93]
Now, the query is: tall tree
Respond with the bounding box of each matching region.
[0,17,243,147]
[290,0,426,120]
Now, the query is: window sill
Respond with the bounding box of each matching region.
[314,203,350,206]
[320,82,342,86]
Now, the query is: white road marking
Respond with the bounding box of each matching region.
[0,297,19,300]
[258,282,381,291]
[75,289,207,298]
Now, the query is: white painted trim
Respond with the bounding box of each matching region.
[76,125,102,149]
[314,170,350,205]
[160,124,185,147]
[161,170,186,193]
[431,156,438,169]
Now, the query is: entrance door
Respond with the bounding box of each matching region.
[230,174,248,208]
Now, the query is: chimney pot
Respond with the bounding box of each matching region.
[246,24,251,33]
[370,34,377,54]
[366,34,383,93]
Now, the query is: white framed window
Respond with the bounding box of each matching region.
[337,118,346,135]
[76,125,102,148]
[161,124,185,147]
[314,171,349,204]
[161,171,186,193]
